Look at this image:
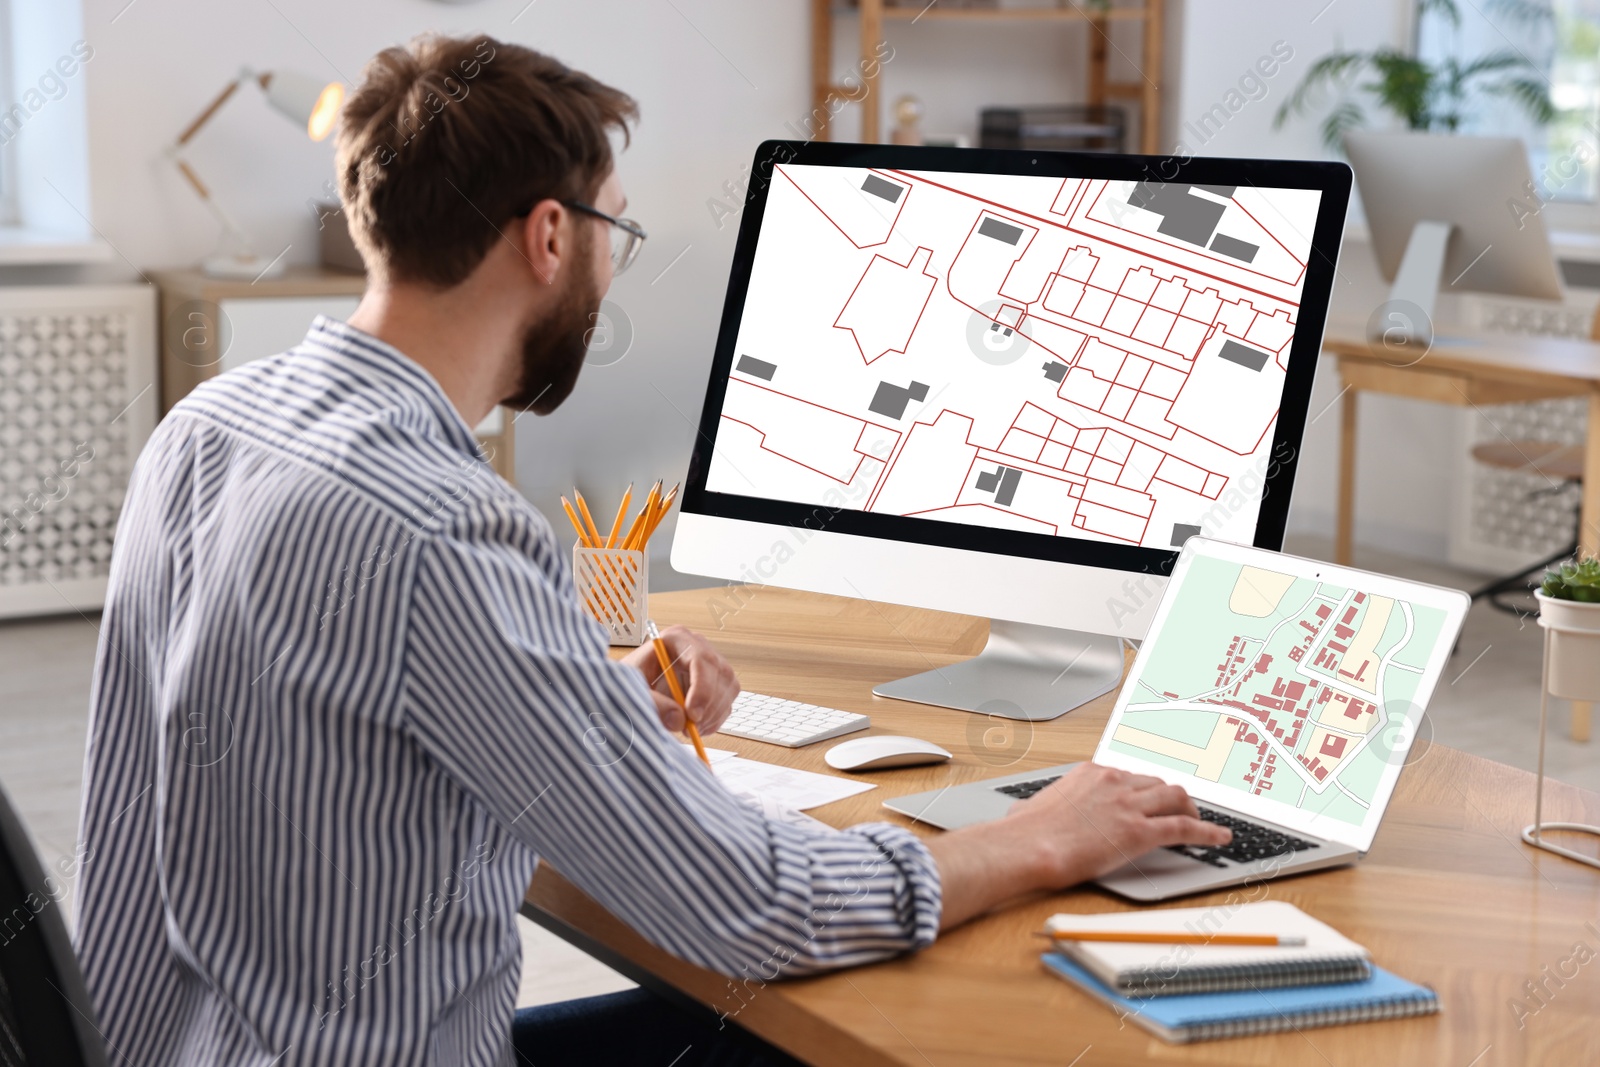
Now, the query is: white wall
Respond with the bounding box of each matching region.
[75,0,814,549]
[68,0,1452,562]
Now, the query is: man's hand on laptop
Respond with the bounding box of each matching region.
[622,625,739,736]
[928,763,1231,930]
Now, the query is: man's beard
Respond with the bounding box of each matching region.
[501,251,602,414]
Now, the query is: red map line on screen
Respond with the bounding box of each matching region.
[884,169,1304,308]
[775,165,909,250]
[719,416,874,487]
[1083,184,1308,289]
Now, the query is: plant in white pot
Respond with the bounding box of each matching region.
[1536,559,1600,698]
[1524,557,1600,868]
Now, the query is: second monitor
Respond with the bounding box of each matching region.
[673,142,1353,720]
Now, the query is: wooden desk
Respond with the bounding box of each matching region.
[1323,328,1600,567]
[1323,327,1600,741]
[524,586,1600,1066]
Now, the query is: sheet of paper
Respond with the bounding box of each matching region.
[717,756,875,812]
[684,747,875,811]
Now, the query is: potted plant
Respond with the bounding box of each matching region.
[1535,557,1600,700]
[1274,0,1555,149]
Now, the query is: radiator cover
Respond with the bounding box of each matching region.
[0,285,157,618]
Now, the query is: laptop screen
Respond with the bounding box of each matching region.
[1094,538,1468,852]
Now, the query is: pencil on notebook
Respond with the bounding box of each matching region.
[1045,930,1307,947]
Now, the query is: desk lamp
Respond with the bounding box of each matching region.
[169,68,345,279]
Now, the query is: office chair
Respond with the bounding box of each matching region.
[1467,440,1582,614]
[0,781,106,1067]
[1466,305,1598,615]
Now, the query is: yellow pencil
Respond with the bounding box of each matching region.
[645,484,679,541]
[618,509,648,554]
[560,496,591,546]
[1046,930,1306,947]
[646,619,709,768]
[573,490,604,546]
[565,495,638,621]
[605,484,632,548]
[627,483,661,551]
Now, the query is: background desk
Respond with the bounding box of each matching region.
[524,587,1600,1066]
[1322,327,1600,742]
[1321,327,1600,564]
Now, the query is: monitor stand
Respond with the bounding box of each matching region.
[1371,219,1456,349]
[871,620,1124,721]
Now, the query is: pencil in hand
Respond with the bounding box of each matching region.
[646,619,710,769]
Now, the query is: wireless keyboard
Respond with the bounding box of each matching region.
[717,691,871,748]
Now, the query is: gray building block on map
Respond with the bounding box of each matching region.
[735,354,778,381]
[994,467,1021,507]
[1210,232,1260,263]
[978,217,1024,245]
[1217,339,1270,372]
[868,380,932,420]
[1126,183,1225,247]
[1043,361,1068,383]
[861,174,905,203]
[992,467,1017,508]
[1171,523,1202,547]
[1195,185,1236,198]
[973,463,1022,506]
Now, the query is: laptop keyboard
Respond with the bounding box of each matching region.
[994,775,1061,800]
[1168,809,1318,867]
[992,777,1319,867]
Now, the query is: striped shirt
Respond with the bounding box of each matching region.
[74,317,941,1067]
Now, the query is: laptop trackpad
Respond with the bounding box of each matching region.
[1094,847,1259,902]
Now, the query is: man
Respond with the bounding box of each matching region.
[75,34,1228,1067]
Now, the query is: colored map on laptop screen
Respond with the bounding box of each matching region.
[1108,555,1450,827]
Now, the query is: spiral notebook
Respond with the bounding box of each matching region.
[1044,901,1370,996]
[1041,954,1439,1044]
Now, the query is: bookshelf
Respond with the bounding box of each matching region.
[809,0,1165,151]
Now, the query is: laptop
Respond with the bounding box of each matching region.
[883,538,1469,901]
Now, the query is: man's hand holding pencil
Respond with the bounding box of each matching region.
[625,623,739,739]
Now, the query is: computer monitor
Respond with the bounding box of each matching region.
[672,141,1352,720]
[1344,131,1563,346]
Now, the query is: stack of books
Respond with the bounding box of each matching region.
[1040,901,1438,1043]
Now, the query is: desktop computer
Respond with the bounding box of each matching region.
[672,141,1352,720]
[1343,131,1564,346]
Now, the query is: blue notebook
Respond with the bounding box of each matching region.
[1042,953,1438,1044]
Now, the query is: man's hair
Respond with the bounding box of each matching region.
[336,35,637,288]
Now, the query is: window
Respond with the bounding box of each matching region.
[0,0,102,259]
[1415,0,1600,211]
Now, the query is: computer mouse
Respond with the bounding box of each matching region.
[825,735,952,772]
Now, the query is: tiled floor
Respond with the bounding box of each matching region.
[2,536,1594,1007]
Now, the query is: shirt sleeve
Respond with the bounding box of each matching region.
[400,493,942,977]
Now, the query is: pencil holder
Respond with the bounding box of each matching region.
[574,547,648,646]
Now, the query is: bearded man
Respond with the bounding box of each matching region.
[74,34,1225,1067]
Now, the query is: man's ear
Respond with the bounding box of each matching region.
[518,199,565,286]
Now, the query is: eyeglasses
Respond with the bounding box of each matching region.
[564,201,648,275]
